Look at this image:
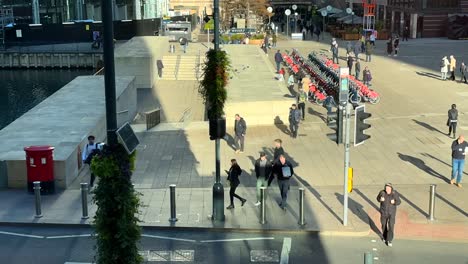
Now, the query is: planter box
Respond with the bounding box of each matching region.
[377,31,389,40]
[249,39,263,45]
[343,33,360,40]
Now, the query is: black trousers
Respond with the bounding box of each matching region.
[298,102,305,120]
[449,122,457,135]
[451,71,456,81]
[461,75,467,83]
[90,173,95,187]
[229,185,244,205]
[289,122,299,138]
[381,214,396,242]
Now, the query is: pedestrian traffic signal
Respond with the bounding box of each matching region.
[354,105,371,146]
[327,109,343,144]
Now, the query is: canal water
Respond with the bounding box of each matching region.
[0,69,94,130]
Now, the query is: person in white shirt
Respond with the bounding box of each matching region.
[82,135,103,187]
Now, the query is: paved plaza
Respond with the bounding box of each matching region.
[0,36,467,243]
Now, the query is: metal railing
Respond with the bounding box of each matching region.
[145,108,161,130]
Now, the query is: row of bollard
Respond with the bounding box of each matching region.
[31,182,439,227]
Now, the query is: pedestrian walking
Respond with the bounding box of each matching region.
[393,35,400,56]
[354,41,361,61]
[302,27,307,40]
[386,37,393,56]
[287,72,295,90]
[82,135,103,188]
[450,55,457,81]
[451,135,468,188]
[403,26,410,41]
[226,159,247,209]
[314,25,321,41]
[346,41,353,55]
[274,50,283,73]
[447,104,458,139]
[360,34,366,53]
[460,62,467,83]
[288,104,301,138]
[355,59,361,80]
[369,31,376,46]
[365,41,373,62]
[297,88,308,120]
[273,139,284,163]
[332,42,339,64]
[272,33,277,47]
[254,153,273,206]
[234,114,247,153]
[376,183,401,247]
[347,54,354,74]
[363,66,372,86]
[272,155,294,210]
[179,37,188,53]
[441,56,450,80]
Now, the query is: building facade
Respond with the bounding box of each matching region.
[387,0,468,37]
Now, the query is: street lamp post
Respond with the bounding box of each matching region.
[101,0,118,146]
[285,9,291,38]
[267,6,273,29]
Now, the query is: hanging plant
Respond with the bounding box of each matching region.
[198,49,231,120]
[91,144,142,264]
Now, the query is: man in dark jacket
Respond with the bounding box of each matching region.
[355,59,361,80]
[288,104,302,138]
[273,139,284,163]
[254,152,273,206]
[274,50,283,73]
[272,155,294,210]
[376,183,401,247]
[451,135,468,187]
[448,104,458,139]
[234,114,247,153]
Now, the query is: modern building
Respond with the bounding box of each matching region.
[386,0,468,37]
[0,0,169,24]
[169,0,211,17]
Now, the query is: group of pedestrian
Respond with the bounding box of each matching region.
[225,139,295,211]
[440,55,467,83]
[386,35,400,56]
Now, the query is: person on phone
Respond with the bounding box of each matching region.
[376,183,401,247]
[451,135,468,187]
[226,159,247,209]
[272,155,294,210]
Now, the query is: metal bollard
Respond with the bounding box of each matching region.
[260,187,267,224]
[169,184,178,222]
[81,183,89,219]
[364,252,373,264]
[33,181,42,218]
[298,188,306,226]
[428,184,436,221]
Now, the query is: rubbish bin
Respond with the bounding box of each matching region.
[24,146,55,194]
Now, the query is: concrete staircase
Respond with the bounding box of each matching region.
[161,55,178,80]
[177,55,200,81]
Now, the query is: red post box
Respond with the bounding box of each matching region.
[24,146,55,194]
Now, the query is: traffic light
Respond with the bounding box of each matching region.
[354,105,371,146]
[327,109,343,144]
[203,16,211,23]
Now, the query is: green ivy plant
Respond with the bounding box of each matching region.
[91,144,142,264]
[199,49,231,120]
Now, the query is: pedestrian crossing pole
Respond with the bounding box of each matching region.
[339,68,351,226]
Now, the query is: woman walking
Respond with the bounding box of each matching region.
[386,37,393,56]
[226,159,247,209]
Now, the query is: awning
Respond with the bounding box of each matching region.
[317,6,343,15]
[337,15,363,24]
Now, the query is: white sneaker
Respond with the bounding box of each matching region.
[388,242,393,247]
[255,201,261,206]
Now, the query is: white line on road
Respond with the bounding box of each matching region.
[0,231,44,239]
[141,234,197,243]
[280,237,291,264]
[46,234,93,239]
[200,237,275,243]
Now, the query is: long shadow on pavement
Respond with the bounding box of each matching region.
[415,71,441,80]
[335,192,381,237]
[274,116,291,136]
[398,191,429,218]
[435,193,468,218]
[308,106,327,123]
[412,119,447,136]
[397,152,450,184]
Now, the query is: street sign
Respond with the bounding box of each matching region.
[285,9,291,16]
[267,7,273,13]
[339,67,349,104]
[229,28,256,33]
[321,10,327,17]
[292,5,297,10]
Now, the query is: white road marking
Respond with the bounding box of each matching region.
[374,257,379,260]
[371,239,376,243]
[200,237,275,243]
[64,262,92,264]
[280,237,292,264]
[372,248,378,251]
[0,231,44,239]
[141,234,197,243]
[46,234,93,239]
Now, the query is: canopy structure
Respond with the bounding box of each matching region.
[337,15,363,24]
[329,12,347,18]
[317,6,343,15]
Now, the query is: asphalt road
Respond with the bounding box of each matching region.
[0,225,466,264]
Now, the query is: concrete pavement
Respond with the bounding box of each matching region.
[1,37,468,242]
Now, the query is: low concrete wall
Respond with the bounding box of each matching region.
[0,75,136,189]
[0,53,103,69]
[115,36,170,88]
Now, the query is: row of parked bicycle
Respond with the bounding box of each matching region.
[282,49,381,105]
